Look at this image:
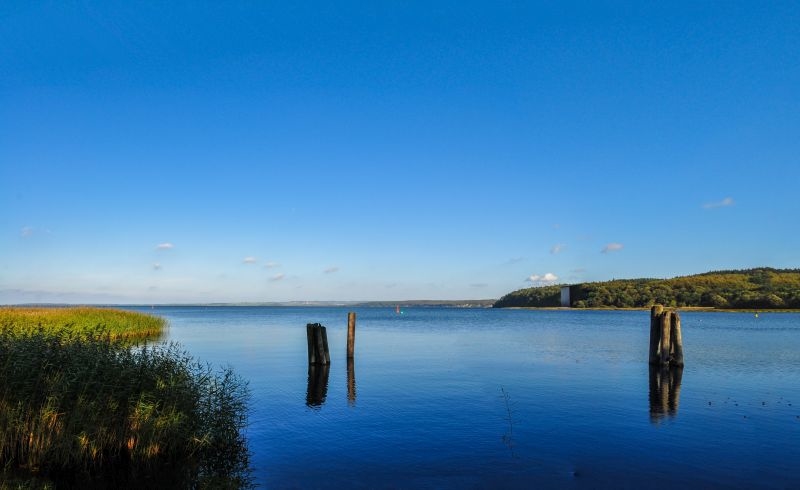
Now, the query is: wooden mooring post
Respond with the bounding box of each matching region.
[648,305,664,364]
[306,323,330,365]
[347,311,356,359]
[648,305,684,367]
[670,312,684,366]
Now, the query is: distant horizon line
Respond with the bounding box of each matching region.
[2,299,499,308]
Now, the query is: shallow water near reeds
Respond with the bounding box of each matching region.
[129,306,800,488]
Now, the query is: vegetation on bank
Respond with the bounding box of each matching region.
[493,268,800,309]
[0,308,251,487]
[0,307,165,340]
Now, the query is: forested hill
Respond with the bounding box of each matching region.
[493,268,800,309]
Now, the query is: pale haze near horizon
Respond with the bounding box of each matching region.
[1,2,798,304]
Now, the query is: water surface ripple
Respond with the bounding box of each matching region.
[131,306,800,488]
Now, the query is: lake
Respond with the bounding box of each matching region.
[130,306,800,488]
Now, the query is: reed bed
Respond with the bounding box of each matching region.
[0,308,251,487]
[0,307,166,340]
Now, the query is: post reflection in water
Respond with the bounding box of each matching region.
[648,364,683,423]
[347,357,357,406]
[306,363,330,408]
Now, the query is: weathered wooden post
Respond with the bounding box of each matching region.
[306,323,317,365]
[659,311,671,365]
[649,305,664,364]
[347,311,356,359]
[670,311,684,367]
[306,323,330,365]
[647,305,685,422]
[318,325,330,365]
[649,305,684,367]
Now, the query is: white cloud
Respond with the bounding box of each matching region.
[703,197,735,209]
[550,244,566,254]
[264,261,280,269]
[156,242,174,250]
[526,272,559,284]
[324,266,340,274]
[153,263,162,270]
[601,243,624,254]
[243,257,257,264]
[21,226,34,238]
[269,273,285,282]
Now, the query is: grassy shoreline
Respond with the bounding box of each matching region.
[0,307,251,487]
[0,306,167,340]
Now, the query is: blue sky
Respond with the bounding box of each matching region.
[1,2,798,304]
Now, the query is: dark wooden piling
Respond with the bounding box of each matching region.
[647,305,684,421]
[649,305,684,367]
[649,305,664,364]
[317,325,330,365]
[659,311,671,365]
[306,324,317,365]
[306,323,330,365]
[347,311,356,359]
[670,311,684,367]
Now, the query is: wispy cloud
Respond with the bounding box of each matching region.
[601,243,624,254]
[153,263,162,270]
[503,257,525,265]
[526,272,559,284]
[20,226,34,238]
[570,268,586,273]
[323,266,339,274]
[243,257,257,264]
[550,244,566,254]
[269,273,285,282]
[156,242,174,250]
[703,197,734,209]
[264,261,280,269]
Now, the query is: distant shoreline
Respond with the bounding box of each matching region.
[6,303,798,312]
[501,306,799,313]
[4,300,496,308]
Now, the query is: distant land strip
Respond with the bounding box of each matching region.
[494,267,800,309]
[9,300,497,308]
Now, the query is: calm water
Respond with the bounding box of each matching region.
[130,307,800,488]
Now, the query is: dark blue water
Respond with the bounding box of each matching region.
[130,307,800,488]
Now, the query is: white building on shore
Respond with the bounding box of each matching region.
[560,286,571,307]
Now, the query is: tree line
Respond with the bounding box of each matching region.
[493,268,800,309]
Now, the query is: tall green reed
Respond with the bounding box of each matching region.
[0,310,251,487]
[0,307,166,341]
